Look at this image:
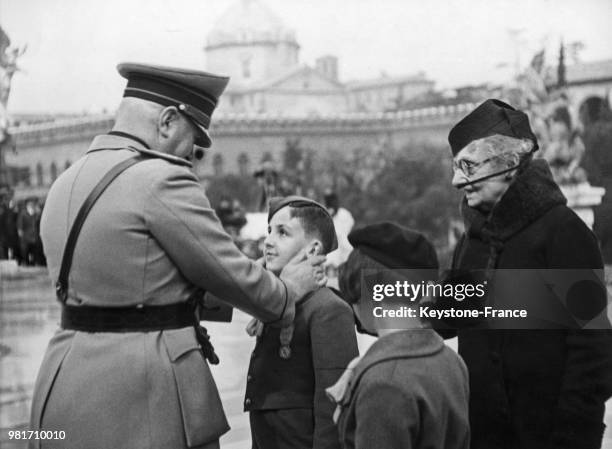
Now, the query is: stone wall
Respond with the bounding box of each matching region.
[7,104,475,199]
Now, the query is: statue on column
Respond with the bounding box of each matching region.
[539,96,588,185]
[512,43,604,230]
[516,44,587,185]
[0,26,26,181]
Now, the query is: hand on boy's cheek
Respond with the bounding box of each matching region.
[313,263,327,286]
[308,248,328,287]
[280,250,327,300]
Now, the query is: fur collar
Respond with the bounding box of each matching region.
[462,158,566,243]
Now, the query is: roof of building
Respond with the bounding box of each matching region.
[206,0,298,49]
[9,103,478,145]
[346,72,434,90]
[546,59,612,85]
[227,64,345,93]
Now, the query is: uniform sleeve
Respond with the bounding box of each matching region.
[310,297,359,449]
[546,212,612,449]
[353,380,417,449]
[144,166,291,323]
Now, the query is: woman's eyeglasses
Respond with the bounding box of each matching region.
[452,157,496,177]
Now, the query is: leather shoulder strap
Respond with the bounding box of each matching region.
[55,154,147,303]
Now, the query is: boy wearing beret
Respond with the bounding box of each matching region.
[245,196,359,449]
[327,222,470,449]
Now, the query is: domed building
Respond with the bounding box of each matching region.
[204,0,434,115]
[205,0,300,88]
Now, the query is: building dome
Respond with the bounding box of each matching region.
[206,0,298,49]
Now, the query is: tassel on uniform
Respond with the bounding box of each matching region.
[278,323,294,359]
[195,324,220,365]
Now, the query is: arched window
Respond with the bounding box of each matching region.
[50,162,58,182]
[213,154,224,176]
[36,162,44,187]
[237,152,249,177]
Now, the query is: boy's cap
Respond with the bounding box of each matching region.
[448,98,539,156]
[267,195,338,252]
[348,222,438,269]
[117,62,230,148]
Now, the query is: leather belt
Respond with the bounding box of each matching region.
[62,302,194,332]
[61,301,220,364]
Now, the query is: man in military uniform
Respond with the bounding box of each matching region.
[29,63,326,449]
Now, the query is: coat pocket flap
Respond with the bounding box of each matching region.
[163,328,200,362]
[162,329,230,446]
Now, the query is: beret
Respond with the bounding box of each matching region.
[348,222,438,269]
[448,99,539,156]
[267,195,338,252]
[117,62,230,148]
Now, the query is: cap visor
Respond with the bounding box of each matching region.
[193,124,211,148]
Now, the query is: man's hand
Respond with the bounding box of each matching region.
[280,249,327,304]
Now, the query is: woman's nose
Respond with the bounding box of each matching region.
[451,169,467,189]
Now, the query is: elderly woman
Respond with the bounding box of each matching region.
[447,99,612,449]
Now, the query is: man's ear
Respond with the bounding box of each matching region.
[158,106,180,139]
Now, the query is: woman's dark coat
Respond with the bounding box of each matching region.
[450,159,612,449]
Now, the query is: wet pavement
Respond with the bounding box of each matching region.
[1,267,611,448]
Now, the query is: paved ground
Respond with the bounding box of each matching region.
[1,267,611,448]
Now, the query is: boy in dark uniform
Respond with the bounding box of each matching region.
[327,223,470,449]
[245,196,359,449]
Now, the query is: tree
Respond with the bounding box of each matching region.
[205,173,260,211]
[313,142,462,260]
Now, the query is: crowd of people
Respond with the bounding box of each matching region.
[0,187,45,266]
[22,62,612,449]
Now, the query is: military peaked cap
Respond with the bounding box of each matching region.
[448,99,539,156]
[117,62,230,148]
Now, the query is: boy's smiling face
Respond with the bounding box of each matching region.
[264,206,313,275]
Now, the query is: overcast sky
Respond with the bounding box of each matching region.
[2,0,612,113]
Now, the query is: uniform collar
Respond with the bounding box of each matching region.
[86,134,193,168]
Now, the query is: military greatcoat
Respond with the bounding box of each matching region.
[30,134,292,449]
